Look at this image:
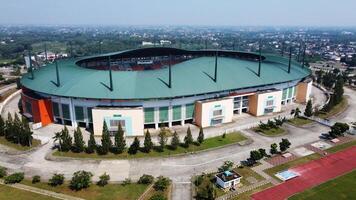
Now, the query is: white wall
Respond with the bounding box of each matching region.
[92,107,144,136]
[197,98,234,128]
[255,90,283,116]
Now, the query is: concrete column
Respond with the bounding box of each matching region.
[83,106,89,128]
[168,106,172,127]
[181,104,186,126]
[154,107,159,129]
[57,100,64,125]
[69,98,77,128]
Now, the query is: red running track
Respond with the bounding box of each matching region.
[252,146,356,200]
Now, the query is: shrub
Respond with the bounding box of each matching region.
[218,161,234,172]
[197,127,204,144]
[170,131,180,150]
[49,173,65,186]
[70,170,93,191]
[250,150,262,161]
[153,176,170,191]
[149,193,167,200]
[4,172,24,184]
[138,174,154,184]
[222,132,226,138]
[128,137,140,155]
[0,167,7,178]
[32,175,41,184]
[122,178,131,186]
[194,175,204,186]
[97,173,110,187]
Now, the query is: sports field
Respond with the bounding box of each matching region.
[252,146,356,200]
[289,170,356,200]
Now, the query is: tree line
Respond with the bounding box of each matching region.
[0,113,33,147]
[54,121,206,156]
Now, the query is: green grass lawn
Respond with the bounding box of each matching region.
[289,170,356,200]
[143,184,171,200]
[317,97,348,119]
[326,140,356,154]
[235,166,265,186]
[288,117,313,126]
[254,127,286,136]
[21,180,148,200]
[53,132,247,159]
[232,183,273,200]
[0,184,56,200]
[264,154,322,181]
[0,137,41,151]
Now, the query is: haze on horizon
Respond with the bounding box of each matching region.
[0,0,356,27]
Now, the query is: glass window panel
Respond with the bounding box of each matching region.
[144,108,155,123]
[75,106,84,121]
[185,104,195,119]
[173,105,181,121]
[61,104,70,119]
[159,107,168,122]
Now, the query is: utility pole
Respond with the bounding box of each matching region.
[108,56,113,91]
[55,54,60,86]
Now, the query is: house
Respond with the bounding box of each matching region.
[215,170,242,189]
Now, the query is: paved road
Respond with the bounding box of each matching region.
[0,86,354,200]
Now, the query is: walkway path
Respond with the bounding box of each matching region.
[0,180,83,200]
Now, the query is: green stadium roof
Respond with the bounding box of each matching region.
[21,48,311,100]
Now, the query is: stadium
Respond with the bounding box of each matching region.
[20,47,312,137]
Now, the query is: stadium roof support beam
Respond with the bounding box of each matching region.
[214,51,218,82]
[55,54,60,87]
[302,44,306,68]
[29,50,34,80]
[168,54,172,88]
[288,47,292,74]
[108,56,113,91]
[258,44,262,77]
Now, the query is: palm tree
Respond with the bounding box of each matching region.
[52,131,62,151]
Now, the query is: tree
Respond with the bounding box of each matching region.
[69,170,93,191]
[183,126,193,147]
[158,127,168,152]
[73,126,85,153]
[100,121,112,155]
[143,130,153,153]
[279,138,291,152]
[304,99,313,117]
[52,131,63,152]
[250,150,262,161]
[197,127,204,144]
[329,122,350,138]
[333,76,344,105]
[270,143,278,154]
[153,176,170,191]
[128,137,140,155]
[114,123,126,154]
[138,174,154,184]
[0,116,5,136]
[291,107,301,118]
[97,173,110,187]
[49,173,65,186]
[20,117,33,147]
[170,131,180,150]
[218,161,234,172]
[258,148,268,158]
[60,126,72,152]
[86,131,96,154]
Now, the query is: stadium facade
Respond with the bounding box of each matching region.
[20,47,312,136]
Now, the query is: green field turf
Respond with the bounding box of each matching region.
[289,170,356,200]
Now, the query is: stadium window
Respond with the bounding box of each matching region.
[52,102,60,117]
[75,106,84,121]
[266,100,274,107]
[61,104,70,119]
[213,109,222,117]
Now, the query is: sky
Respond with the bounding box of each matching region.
[0,0,356,27]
